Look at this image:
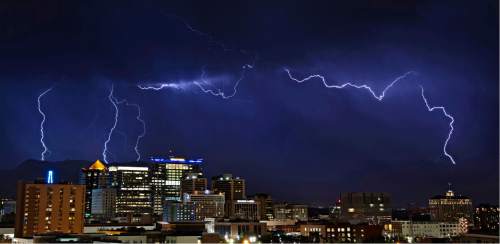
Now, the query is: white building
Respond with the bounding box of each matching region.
[394,220,465,239]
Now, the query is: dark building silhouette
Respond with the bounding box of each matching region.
[80,160,108,219]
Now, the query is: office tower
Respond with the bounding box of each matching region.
[273,203,308,221]
[109,165,152,222]
[15,180,85,238]
[232,200,260,221]
[251,193,274,220]
[163,191,225,222]
[188,191,225,220]
[473,204,499,233]
[149,156,203,214]
[181,173,207,195]
[163,200,196,222]
[91,188,116,221]
[80,160,109,218]
[212,174,245,217]
[211,174,245,200]
[428,187,473,223]
[340,192,392,224]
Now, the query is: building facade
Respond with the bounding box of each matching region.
[232,200,260,221]
[300,221,384,243]
[188,191,225,221]
[340,192,392,224]
[109,165,152,222]
[181,173,207,195]
[472,204,499,233]
[392,220,466,239]
[80,160,108,218]
[149,157,203,214]
[91,188,116,221]
[428,189,473,223]
[274,203,308,221]
[251,193,274,220]
[212,174,245,218]
[163,200,196,222]
[214,221,267,241]
[15,181,85,238]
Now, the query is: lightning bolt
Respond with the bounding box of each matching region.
[419,86,456,165]
[284,68,456,165]
[137,83,187,91]
[193,63,254,99]
[37,87,53,161]
[284,68,416,101]
[139,14,257,99]
[102,84,119,164]
[119,102,146,162]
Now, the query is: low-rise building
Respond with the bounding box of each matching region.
[392,220,466,240]
[232,200,260,221]
[274,203,308,221]
[214,220,267,241]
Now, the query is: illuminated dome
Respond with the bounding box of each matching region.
[88,160,107,170]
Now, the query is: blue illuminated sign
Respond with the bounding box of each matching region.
[47,170,54,184]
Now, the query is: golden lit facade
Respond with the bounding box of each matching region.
[428,190,473,222]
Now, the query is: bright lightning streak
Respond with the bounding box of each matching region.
[140,14,257,99]
[284,68,416,101]
[103,84,147,162]
[419,86,456,165]
[118,101,146,162]
[137,83,185,91]
[37,87,53,161]
[102,84,119,164]
[284,68,456,165]
[194,64,254,99]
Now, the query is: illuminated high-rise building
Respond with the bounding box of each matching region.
[149,156,203,214]
[211,174,245,200]
[232,200,260,221]
[181,172,207,195]
[109,165,152,223]
[251,193,274,220]
[188,190,225,220]
[212,173,245,217]
[15,180,85,238]
[428,186,473,223]
[80,160,109,218]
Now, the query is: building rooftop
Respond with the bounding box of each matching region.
[149,156,203,165]
[88,160,107,171]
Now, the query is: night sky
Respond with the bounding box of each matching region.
[0,1,498,206]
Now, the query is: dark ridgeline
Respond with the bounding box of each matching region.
[0,159,93,197]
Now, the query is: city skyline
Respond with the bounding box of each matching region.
[0,0,498,208]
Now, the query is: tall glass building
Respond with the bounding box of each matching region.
[149,156,203,214]
[109,165,152,222]
[80,160,108,219]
